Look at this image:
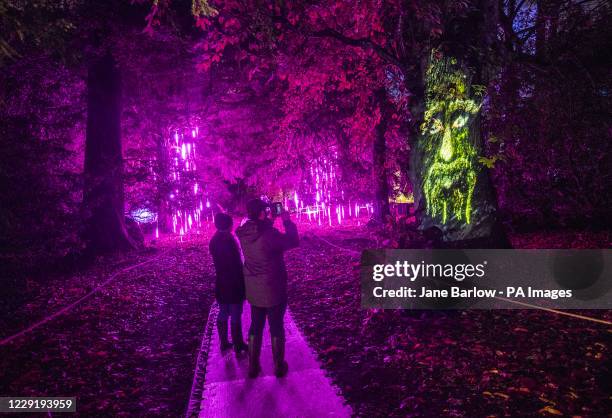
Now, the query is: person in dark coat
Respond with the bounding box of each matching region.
[209,213,248,354]
[236,199,299,378]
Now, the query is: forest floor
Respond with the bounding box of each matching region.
[0,224,609,417]
[288,227,610,417]
[0,233,217,416]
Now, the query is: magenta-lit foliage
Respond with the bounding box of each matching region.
[164,127,206,236]
[0,0,609,259]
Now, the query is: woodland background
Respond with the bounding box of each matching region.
[1,0,610,270]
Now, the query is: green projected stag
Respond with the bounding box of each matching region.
[421,54,482,225]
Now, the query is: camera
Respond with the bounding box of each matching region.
[270,202,284,216]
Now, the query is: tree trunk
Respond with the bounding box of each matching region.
[410,0,510,246]
[82,53,136,253]
[535,0,549,60]
[373,88,390,222]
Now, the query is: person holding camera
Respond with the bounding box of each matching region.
[236,198,299,378]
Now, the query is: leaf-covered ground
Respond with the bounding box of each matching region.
[286,227,611,417]
[1,225,609,417]
[0,235,216,416]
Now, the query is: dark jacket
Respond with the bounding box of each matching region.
[235,218,299,307]
[209,230,246,304]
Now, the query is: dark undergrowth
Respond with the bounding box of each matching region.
[0,235,215,416]
[287,228,611,417]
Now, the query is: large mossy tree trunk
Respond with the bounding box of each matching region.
[410,0,509,246]
[82,53,136,253]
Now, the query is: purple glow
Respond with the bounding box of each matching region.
[164,127,214,236]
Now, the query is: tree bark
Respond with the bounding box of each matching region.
[535,0,549,60]
[373,88,391,222]
[82,53,137,253]
[410,0,510,246]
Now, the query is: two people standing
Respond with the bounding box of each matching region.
[209,199,299,378]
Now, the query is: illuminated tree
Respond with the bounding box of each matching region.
[187,0,412,220]
[411,51,505,242]
[420,53,482,227]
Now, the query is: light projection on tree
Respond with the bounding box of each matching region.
[421,53,482,225]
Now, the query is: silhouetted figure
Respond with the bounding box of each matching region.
[209,213,248,354]
[236,199,299,378]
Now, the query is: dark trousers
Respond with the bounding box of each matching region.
[249,303,286,339]
[218,302,243,327]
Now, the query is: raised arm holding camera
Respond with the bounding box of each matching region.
[236,198,299,378]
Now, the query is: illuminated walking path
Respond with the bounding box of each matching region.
[194,304,351,418]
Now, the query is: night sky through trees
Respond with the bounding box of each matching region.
[0,1,610,416]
